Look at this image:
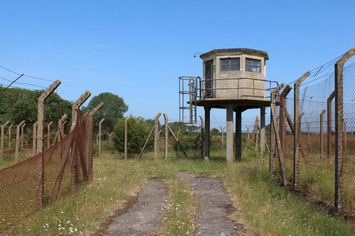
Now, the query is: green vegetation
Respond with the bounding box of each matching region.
[85,92,128,135]
[4,150,353,235]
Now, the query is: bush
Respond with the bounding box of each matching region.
[112,116,152,158]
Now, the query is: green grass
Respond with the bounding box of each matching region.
[2,150,354,235]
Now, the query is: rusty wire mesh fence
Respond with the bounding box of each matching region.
[271,50,355,216]
[0,111,93,232]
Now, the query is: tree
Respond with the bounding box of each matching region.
[86,92,128,135]
[112,116,152,157]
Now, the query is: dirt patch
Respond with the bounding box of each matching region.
[179,172,242,235]
[95,180,168,236]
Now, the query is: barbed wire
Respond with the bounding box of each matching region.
[0,65,55,89]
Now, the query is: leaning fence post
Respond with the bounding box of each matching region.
[36,80,61,209]
[163,113,168,160]
[327,90,336,158]
[98,118,104,157]
[0,121,9,160]
[8,124,13,149]
[154,113,161,161]
[320,109,326,157]
[15,120,25,162]
[334,47,355,211]
[293,72,310,190]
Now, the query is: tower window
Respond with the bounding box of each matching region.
[246,58,261,72]
[220,58,240,71]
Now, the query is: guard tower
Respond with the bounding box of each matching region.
[179,48,278,162]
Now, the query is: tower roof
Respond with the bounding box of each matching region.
[200,48,269,60]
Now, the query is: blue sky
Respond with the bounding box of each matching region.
[1,0,354,128]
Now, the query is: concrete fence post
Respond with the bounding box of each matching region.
[33,121,38,155]
[270,84,284,173]
[124,116,130,160]
[98,118,104,157]
[334,47,355,211]
[260,105,266,159]
[327,90,336,158]
[154,113,161,161]
[21,123,26,148]
[87,102,104,181]
[279,85,292,159]
[36,80,61,209]
[293,72,310,190]
[0,121,9,160]
[47,121,53,149]
[306,122,311,149]
[70,91,91,191]
[15,120,25,162]
[164,114,168,160]
[320,109,326,157]
[199,115,204,159]
[8,124,13,149]
[70,90,91,132]
[220,126,225,148]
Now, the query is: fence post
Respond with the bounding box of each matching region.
[279,85,292,160]
[20,123,26,148]
[164,114,168,160]
[200,115,204,159]
[36,80,61,209]
[47,121,53,149]
[0,121,9,160]
[70,91,91,191]
[15,120,25,162]
[260,105,266,159]
[334,47,355,211]
[8,124,13,149]
[293,72,310,190]
[270,84,284,173]
[33,121,38,155]
[87,102,104,181]
[320,109,326,157]
[70,90,91,132]
[306,122,311,149]
[154,113,161,161]
[57,114,68,142]
[326,90,336,158]
[124,116,130,160]
[98,118,104,157]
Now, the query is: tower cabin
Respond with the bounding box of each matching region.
[179,48,277,162]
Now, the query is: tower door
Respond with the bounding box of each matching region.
[205,60,213,98]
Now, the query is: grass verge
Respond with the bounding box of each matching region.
[3,151,354,235]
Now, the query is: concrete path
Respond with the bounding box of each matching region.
[104,180,167,236]
[179,172,240,236]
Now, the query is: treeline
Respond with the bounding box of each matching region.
[0,86,72,126]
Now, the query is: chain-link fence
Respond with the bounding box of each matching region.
[270,48,355,216]
[0,111,94,233]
